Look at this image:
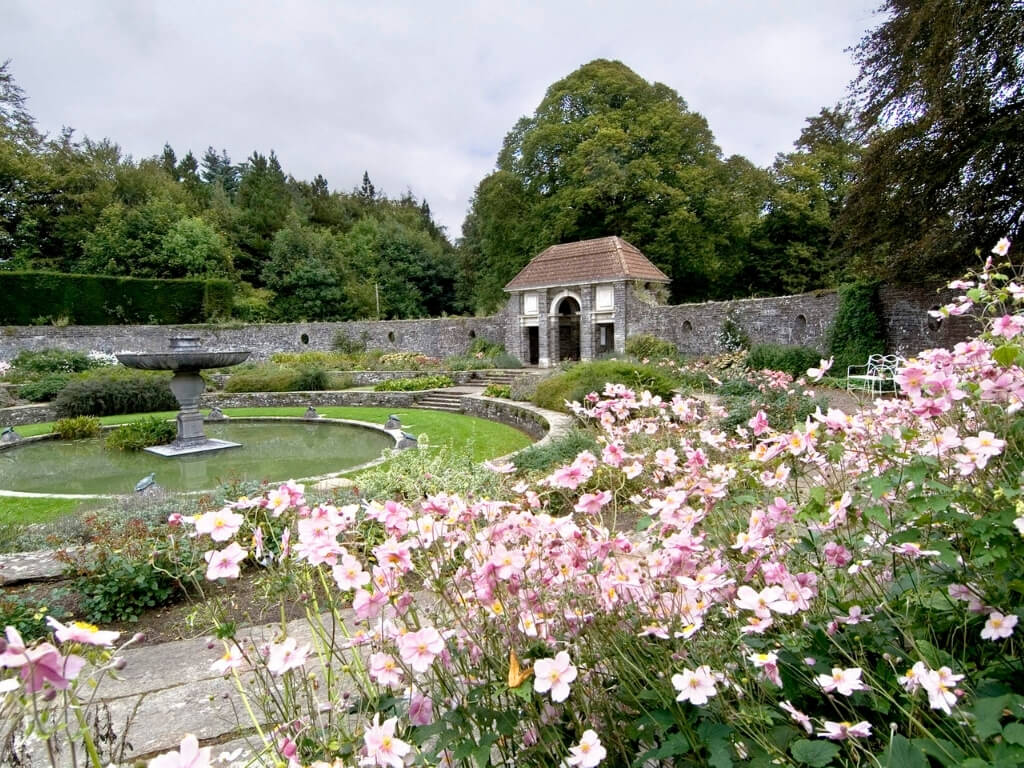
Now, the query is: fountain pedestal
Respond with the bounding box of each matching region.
[116,336,251,458]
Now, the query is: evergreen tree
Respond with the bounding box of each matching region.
[159,143,178,180]
[358,171,376,201]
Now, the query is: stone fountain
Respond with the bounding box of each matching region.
[117,336,250,457]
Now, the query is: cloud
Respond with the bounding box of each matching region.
[1,0,879,238]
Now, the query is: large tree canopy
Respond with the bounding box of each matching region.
[842,0,1024,279]
[460,59,770,311]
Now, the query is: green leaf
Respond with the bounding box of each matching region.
[790,739,840,767]
[633,732,691,765]
[913,737,966,767]
[1003,722,1024,745]
[509,678,533,701]
[993,344,1022,368]
[879,734,928,768]
[972,694,1011,739]
[699,722,733,768]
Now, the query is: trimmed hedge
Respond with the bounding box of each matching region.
[55,368,177,417]
[0,272,235,325]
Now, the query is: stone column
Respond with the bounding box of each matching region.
[613,281,628,353]
[538,290,551,367]
[580,283,594,362]
[506,293,523,361]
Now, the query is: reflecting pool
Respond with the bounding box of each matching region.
[0,421,394,495]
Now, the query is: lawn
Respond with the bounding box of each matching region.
[0,496,84,526]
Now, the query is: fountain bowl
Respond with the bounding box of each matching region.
[116,336,252,457]
[115,350,251,371]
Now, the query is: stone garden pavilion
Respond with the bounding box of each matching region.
[503,236,670,367]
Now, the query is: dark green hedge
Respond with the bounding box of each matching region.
[0,272,235,325]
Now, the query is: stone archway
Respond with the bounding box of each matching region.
[555,295,581,362]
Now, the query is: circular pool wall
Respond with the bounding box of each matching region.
[0,420,394,495]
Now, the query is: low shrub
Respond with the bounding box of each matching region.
[59,511,204,623]
[11,347,98,375]
[224,365,303,393]
[52,415,102,439]
[54,367,177,417]
[292,367,329,391]
[532,360,679,412]
[17,372,71,402]
[332,331,368,354]
[718,370,827,432]
[509,372,541,401]
[225,364,352,392]
[105,416,175,451]
[0,595,64,643]
[747,343,823,378]
[511,428,601,473]
[624,333,677,360]
[491,351,523,369]
[355,444,504,501]
[374,375,454,392]
[483,383,511,398]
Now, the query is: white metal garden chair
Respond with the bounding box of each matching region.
[846,354,904,397]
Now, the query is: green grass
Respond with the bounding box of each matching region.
[0,496,84,525]
[10,407,533,464]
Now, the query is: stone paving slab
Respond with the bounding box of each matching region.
[0,547,80,585]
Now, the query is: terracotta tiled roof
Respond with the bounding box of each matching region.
[504,236,670,291]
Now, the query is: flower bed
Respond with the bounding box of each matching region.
[3,242,1024,768]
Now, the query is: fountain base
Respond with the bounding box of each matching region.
[145,439,242,458]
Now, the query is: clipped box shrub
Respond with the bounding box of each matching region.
[747,344,823,378]
[532,360,679,412]
[55,368,177,417]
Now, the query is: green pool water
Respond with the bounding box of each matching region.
[0,421,394,495]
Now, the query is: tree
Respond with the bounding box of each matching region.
[339,215,458,319]
[200,147,239,198]
[261,217,347,320]
[460,59,767,310]
[0,61,47,262]
[358,171,376,202]
[159,143,178,180]
[0,60,41,149]
[158,216,232,278]
[842,0,1024,280]
[747,107,861,294]
[234,150,293,282]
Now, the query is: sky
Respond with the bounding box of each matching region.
[2,1,881,239]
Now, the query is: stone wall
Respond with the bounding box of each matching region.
[0,282,975,365]
[626,283,975,357]
[0,314,509,362]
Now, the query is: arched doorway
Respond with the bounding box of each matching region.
[556,296,581,361]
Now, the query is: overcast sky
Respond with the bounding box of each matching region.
[3,1,880,238]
